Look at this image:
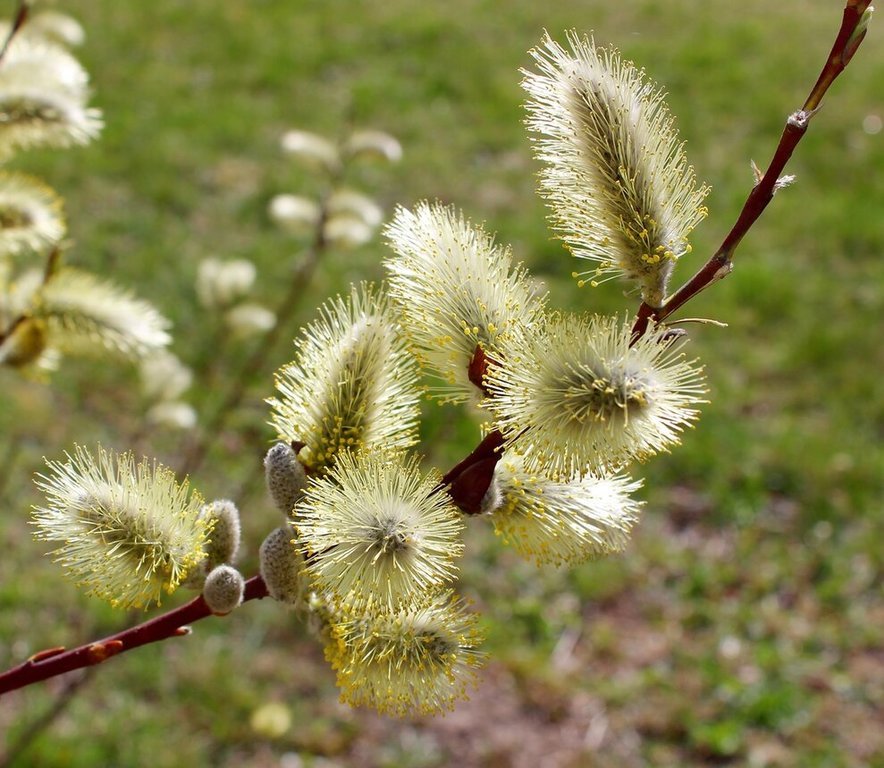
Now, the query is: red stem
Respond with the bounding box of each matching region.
[0,576,269,696]
[631,0,871,339]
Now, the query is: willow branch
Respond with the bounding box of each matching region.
[1,413,505,694]
[0,576,269,696]
[3,0,870,700]
[1,407,511,694]
[632,0,872,338]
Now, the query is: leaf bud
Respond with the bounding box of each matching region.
[202,564,245,615]
[343,129,403,163]
[323,215,374,249]
[259,525,306,607]
[280,129,340,172]
[264,442,307,520]
[183,499,242,588]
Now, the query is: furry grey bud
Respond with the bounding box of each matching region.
[182,499,242,589]
[202,499,241,565]
[259,525,306,607]
[264,442,307,520]
[202,564,245,615]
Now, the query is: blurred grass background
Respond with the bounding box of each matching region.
[0,0,882,766]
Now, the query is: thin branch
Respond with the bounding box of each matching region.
[632,0,872,339]
[0,576,269,695]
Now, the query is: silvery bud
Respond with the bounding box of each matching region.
[280,130,340,172]
[268,194,321,235]
[183,499,242,588]
[259,525,306,607]
[202,564,245,615]
[264,442,307,520]
[343,130,403,163]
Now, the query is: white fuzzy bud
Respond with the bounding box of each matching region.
[196,258,256,309]
[0,36,103,157]
[268,284,421,473]
[0,171,66,258]
[264,442,307,519]
[224,303,276,337]
[523,33,709,306]
[202,499,241,566]
[383,202,545,405]
[327,189,383,229]
[38,268,171,358]
[323,215,374,249]
[298,449,463,610]
[343,130,403,163]
[202,564,245,615]
[28,12,87,47]
[259,525,305,607]
[33,447,208,609]
[268,194,321,235]
[280,130,340,172]
[146,401,198,430]
[140,350,193,401]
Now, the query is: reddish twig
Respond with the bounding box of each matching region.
[0,576,269,696]
[632,0,872,339]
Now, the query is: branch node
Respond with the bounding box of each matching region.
[713,262,733,282]
[28,647,66,664]
[87,641,124,664]
[789,104,823,129]
[787,110,810,129]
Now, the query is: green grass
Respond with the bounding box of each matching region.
[1,1,882,766]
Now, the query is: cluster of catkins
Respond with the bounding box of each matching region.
[0,11,171,375]
[34,32,710,716]
[255,32,709,714]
